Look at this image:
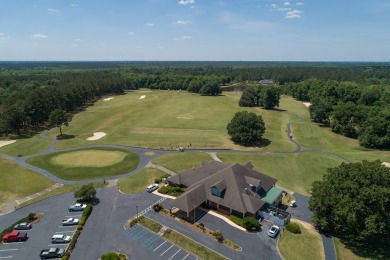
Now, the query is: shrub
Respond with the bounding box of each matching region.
[212,230,224,243]
[28,212,36,221]
[243,217,261,231]
[101,252,120,260]
[129,218,138,227]
[158,186,168,194]
[157,185,185,196]
[229,214,244,226]
[285,222,301,234]
[152,203,163,212]
[0,213,37,238]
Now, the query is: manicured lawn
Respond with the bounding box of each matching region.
[279,221,324,260]
[26,147,139,180]
[0,159,54,211]
[137,216,163,233]
[0,135,52,157]
[333,237,389,260]
[117,168,166,194]
[151,152,213,173]
[217,152,344,196]
[16,182,107,209]
[333,238,367,260]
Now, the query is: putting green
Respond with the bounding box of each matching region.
[51,150,126,167]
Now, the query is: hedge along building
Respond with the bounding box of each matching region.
[168,161,283,219]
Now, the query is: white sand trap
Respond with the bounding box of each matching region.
[103,97,114,101]
[382,162,390,168]
[303,102,312,107]
[0,140,16,148]
[86,132,107,141]
[138,95,146,100]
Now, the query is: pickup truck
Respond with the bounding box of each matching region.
[68,203,87,212]
[62,217,79,226]
[2,231,28,242]
[40,248,65,259]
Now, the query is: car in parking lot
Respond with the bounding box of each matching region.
[13,222,32,230]
[40,247,65,259]
[146,184,159,193]
[62,217,79,226]
[68,203,87,212]
[2,231,29,242]
[51,234,71,243]
[268,225,280,238]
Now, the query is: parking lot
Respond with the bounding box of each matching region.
[0,193,79,259]
[123,224,198,260]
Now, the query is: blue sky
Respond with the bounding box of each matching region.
[0,0,389,61]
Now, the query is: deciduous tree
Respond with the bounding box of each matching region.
[227,111,265,145]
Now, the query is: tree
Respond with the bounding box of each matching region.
[74,184,97,202]
[239,87,258,107]
[261,86,280,109]
[227,111,266,145]
[199,81,221,96]
[309,161,390,242]
[48,109,69,137]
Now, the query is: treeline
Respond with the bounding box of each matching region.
[285,79,390,149]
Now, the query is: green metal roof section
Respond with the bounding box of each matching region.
[261,186,283,204]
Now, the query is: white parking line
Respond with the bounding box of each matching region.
[65,215,81,217]
[160,245,174,256]
[0,256,13,259]
[1,242,24,245]
[169,249,181,260]
[153,241,166,252]
[0,249,18,252]
[47,244,68,247]
[182,253,189,260]
[58,226,77,228]
[55,231,74,233]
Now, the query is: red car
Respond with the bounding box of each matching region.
[2,231,28,242]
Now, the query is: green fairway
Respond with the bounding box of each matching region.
[0,159,54,211]
[26,147,139,180]
[0,135,52,157]
[118,168,166,194]
[151,152,214,173]
[52,150,126,167]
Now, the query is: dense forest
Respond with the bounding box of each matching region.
[0,61,389,148]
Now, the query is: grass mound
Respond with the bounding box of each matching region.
[27,147,139,180]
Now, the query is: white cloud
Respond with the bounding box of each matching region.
[31,34,48,38]
[284,2,291,6]
[178,0,195,5]
[145,23,154,27]
[175,35,192,40]
[174,20,190,25]
[74,38,82,42]
[70,4,79,7]
[128,32,135,36]
[296,2,304,6]
[285,9,303,19]
[278,8,292,11]
[48,8,58,12]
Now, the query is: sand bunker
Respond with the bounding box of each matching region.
[382,162,390,168]
[103,97,114,101]
[138,95,146,100]
[303,102,312,107]
[0,140,16,148]
[86,132,107,141]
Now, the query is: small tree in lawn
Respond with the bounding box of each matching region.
[48,108,69,137]
[75,184,96,203]
[227,111,266,146]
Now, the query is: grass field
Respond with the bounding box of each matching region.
[333,238,367,260]
[0,135,52,157]
[52,150,126,167]
[279,221,324,260]
[0,159,54,211]
[117,168,166,194]
[26,147,139,180]
[151,152,213,173]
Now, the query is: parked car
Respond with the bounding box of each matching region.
[2,231,28,242]
[62,217,79,226]
[40,248,65,259]
[146,184,159,193]
[268,225,280,238]
[14,222,32,230]
[51,234,71,244]
[68,203,87,212]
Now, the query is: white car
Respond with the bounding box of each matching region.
[146,184,159,193]
[62,218,79,226]
[268,225,280,238]
[68,203,87,212]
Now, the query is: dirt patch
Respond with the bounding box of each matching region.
[177,114,193,120]
[292,219,318,236]
[0,140,16,148]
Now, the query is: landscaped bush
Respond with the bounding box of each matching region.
[229,214,244,226]
[285,222,301,234]
[243,216,261,231]
[157,185,185,196]
[129,218,139,227]
[152,203,163,212]
[154,174,170,184]
[212,230,224,243]
[101,252,120,260]
[0,213,36,238]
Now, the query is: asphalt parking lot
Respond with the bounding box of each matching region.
[0,193,78,259]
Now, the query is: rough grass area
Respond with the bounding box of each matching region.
[26,147,139,180]
[333,237,389,260]
[0,159,54,211]
[118,168,166,194]
[217,152,344,196]
[16,182,107,209]
[279,221,324,260]
[333,238,367,260]
[137,216,163,233]
[151,152,213,173]
[52,150,126,167]
[0,135,52,157]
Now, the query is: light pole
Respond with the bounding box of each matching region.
[136,205,138,220]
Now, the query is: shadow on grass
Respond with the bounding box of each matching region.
[338,236,390,260]
[56,134,76,140]
[233,138,272,148]
[270,107,287,112]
